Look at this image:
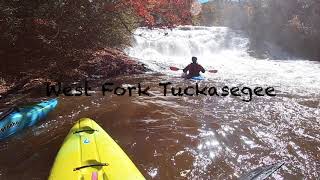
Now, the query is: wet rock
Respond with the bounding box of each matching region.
[297,100,320,109]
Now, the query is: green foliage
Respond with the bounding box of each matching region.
[0,0,139,53]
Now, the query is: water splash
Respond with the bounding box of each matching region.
[126,26,320,95]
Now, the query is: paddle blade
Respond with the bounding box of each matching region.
[208,70,218,73]
[170,66,180,71]
[239,162,285,180]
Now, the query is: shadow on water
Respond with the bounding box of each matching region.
[1,26,320,179]
[0,73,319,179]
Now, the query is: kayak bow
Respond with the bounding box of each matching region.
[49,118,145,180]
[0,98,58,140]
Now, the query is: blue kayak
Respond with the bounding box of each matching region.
[191,76,205,81]
[0,99,58,140]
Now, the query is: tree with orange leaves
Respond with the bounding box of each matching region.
[1,0,195,56]
[105,0,194,28]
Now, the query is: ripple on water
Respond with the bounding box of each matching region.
[1,25,320,179]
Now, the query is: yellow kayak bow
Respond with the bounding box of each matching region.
[49,118,145,180]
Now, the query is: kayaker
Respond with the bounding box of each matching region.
[183,57,205,79]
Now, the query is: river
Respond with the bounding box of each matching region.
[0,26,319,179]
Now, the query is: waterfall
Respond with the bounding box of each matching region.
[126,26,320,95]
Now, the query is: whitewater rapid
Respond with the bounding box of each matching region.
[1,26,319,180]
[126,26,320,96]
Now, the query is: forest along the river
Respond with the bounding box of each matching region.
[0,26,320,179]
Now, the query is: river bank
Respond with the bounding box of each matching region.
[199,1,320,61]
[0,47,147,102]
[0,25,319,179]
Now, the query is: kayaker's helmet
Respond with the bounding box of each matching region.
[192,56,197,63]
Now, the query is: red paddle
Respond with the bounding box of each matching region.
[169,66,180,71]
[169,66,218,73]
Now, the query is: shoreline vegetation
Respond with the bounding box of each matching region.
[199,0,320,60]
[1,0,319,101]
[0,0,193,101]
[0,47,147,100]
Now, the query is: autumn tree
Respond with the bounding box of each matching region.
[199,0,320,60]
[0,0,195,82]
[246,0,320,60]
[0,0,194,57]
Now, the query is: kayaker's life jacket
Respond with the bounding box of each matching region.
[183,63,205,77]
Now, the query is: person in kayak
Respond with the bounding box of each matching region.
[183,57,205,79]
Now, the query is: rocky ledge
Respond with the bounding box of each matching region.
[0,47,147,100]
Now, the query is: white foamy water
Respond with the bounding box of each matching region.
[126,26,320,96]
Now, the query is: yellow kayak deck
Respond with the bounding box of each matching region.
[49,118,145,180]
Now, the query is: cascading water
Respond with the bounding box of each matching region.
[0,26,319,180]
[124,26,320,179]
[126,26,320,95]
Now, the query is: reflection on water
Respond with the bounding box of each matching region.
[0,74,319,179]
[1,25,320,179]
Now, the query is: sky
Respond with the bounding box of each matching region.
[198,0,210,4]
